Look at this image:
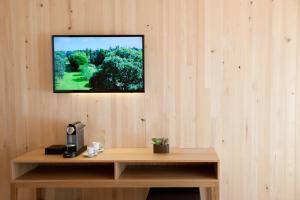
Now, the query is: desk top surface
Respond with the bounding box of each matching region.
[12,148,219,163]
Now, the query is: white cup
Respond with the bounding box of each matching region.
[92,142,102,151]
[87,146,95,157]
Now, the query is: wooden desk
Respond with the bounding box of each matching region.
[11,148,219,200]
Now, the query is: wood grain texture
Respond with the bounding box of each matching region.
[1,0,300,200]
[12,148,219,163]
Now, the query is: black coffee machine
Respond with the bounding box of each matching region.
[63,121,87,158]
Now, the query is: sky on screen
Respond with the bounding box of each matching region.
[54,36,143,51]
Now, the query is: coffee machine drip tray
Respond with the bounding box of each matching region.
[63,145,87,158]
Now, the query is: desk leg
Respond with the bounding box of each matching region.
[10,184,17,200]
[34,188,43,200]
[207,187,212,200]
[214,184,219,200]
[208,185,219,200]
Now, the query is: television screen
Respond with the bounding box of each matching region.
[52,35,144,93]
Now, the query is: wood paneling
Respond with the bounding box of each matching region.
[1,0,300,199]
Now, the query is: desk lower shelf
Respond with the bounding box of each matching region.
[16,164,114,181]
[12,162,218,188]
[119,164,217,180]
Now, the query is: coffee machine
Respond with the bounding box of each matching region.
[63,121,87,158]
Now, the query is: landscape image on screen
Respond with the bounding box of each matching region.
[53,36,144,92]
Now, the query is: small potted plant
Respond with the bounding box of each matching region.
[152,137,169,153]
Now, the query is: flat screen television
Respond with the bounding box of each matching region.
[52,35,144,93]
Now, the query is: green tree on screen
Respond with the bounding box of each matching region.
[89,48,143,91]
[54,51,66,80]
[68,51,88,71]
[79,63,98,80]
[90,49,106,66]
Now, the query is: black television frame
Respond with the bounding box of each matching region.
[52,35,145,93]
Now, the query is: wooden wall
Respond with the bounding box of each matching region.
[1,0,300,199]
